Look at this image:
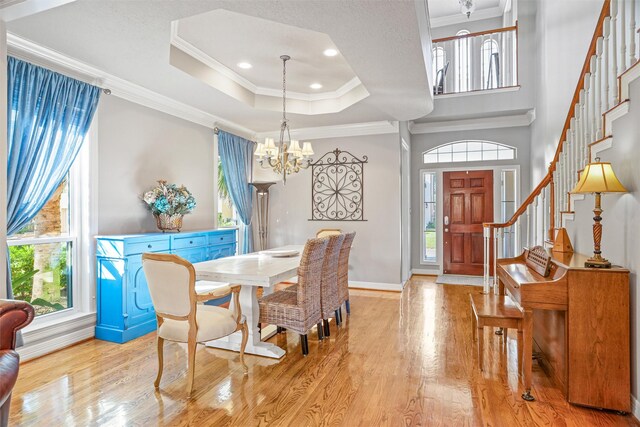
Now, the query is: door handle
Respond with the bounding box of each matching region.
[444,216,449,226]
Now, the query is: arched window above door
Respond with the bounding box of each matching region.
[423,140,516,164]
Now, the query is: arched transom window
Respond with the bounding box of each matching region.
[423,140,516,163]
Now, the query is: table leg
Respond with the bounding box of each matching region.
[205,285,285,359]
[521,309,535,401]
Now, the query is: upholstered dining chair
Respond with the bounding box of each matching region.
[337,232,356,316]
[316,228,341,238]
[142,253,248,396]
[258,237,328,356]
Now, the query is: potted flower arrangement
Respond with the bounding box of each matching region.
[142,180,196,232]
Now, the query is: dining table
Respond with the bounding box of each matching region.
[193,245,304,359]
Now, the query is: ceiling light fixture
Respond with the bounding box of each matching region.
[459,0,475,18]
[323,48,338,57]
[254,55,314,185]
[310,83,323,89]
[237,62,252,69]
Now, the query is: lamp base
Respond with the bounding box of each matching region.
[584,258,612,268]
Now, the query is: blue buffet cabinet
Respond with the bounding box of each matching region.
[95,228,237,343]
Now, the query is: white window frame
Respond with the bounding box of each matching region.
[432,46,446,83]
[455,30,470,93]
[481,39,500,90]
[423,140,517,164]
[420,170,438,265]
[10,121,96,329]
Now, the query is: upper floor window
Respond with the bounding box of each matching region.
[423,140,516,164]
[481,39,500,89]
[455,30,470,92]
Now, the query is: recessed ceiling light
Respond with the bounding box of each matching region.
[323,49,338,57]
[237,62,252,69]
[310,83,323,90]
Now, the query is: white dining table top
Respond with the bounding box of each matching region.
[194,245,303,287]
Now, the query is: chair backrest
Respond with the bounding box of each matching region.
[296,237,329,314]
[142,253,196,319]
[319,234,345,315]
[316,228,341,238]
[337,232,356,287]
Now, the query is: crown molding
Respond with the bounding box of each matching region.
[256,121,399,141]
[7,32,257,139]
[409,109,535,134]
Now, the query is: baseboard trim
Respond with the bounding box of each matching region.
[411,268,440,276]
[18,312,96,362]
[349,281,404,292]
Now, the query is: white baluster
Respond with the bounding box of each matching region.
[570,118,577,187]
[584,75,591,146]
[525,205,531,248]
[533,195,539,246]
[590,56,597,142]
[596,42,603,139]
[629,0,636,65]
[620,0,628,72]
[612,0,620,106]
[604,17,611,112]
[483,226,490,294]
[493,227,499,292]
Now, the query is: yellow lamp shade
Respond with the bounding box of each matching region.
[571,160,628,194]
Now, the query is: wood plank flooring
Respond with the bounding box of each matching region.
[9,275,640,426]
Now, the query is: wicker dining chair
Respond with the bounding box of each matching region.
[258,238,329,356]
[319,233,346,337]
[142,253,248,396]
[316,228,341,238]
[337,232,356,315]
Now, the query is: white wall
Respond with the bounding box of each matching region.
[529,0,604,185]
[431,16,504,40]
[265,133,402,286]
[564,76,640,410]
[97,96,216,235]
[410,126,531,271]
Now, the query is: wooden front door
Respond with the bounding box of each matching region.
[443,170,493,276]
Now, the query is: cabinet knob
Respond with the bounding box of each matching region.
[147,244,152,249]
[220,237,223,240]
[189,240,193,244]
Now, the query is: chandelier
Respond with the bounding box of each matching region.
[459,0,475,18]
[254,55,314,185]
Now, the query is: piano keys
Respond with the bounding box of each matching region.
[497,249,630,412]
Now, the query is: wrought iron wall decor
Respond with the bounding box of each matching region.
[310,148,367,221]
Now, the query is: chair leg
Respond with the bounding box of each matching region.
[323,319,331,337]
[335,309,342,326]
[154,336,164,388]
[346,299,351,315]
[317,322,324,340]
[338,307,343,324]
[276,326,283,334]
[517,327,524,372]
[300,334,309,356]
[0,393,11,427]
[240,322,249,374]
[478,324,484,371]
[186,340,197,396]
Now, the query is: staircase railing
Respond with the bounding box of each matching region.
[482,0,638,293]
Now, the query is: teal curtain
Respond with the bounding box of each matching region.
[218,130,255,254]
[6,57,101,304]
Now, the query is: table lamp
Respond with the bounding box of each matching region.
[570,157,627,268]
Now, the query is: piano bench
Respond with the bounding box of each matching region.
[470,292,523,372]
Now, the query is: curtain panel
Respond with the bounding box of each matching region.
[6,57,101,302]
[217,131,255,254]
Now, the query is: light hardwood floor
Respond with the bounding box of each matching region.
[9,276,640,426]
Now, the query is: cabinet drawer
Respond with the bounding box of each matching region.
[172,235,207,250]
[209,230,236,246]
[125,238,170,255]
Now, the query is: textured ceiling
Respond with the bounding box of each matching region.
[8,0,434,132]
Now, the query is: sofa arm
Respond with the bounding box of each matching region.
[0,300,35,350]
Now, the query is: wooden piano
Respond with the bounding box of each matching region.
[497,248,630,412]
